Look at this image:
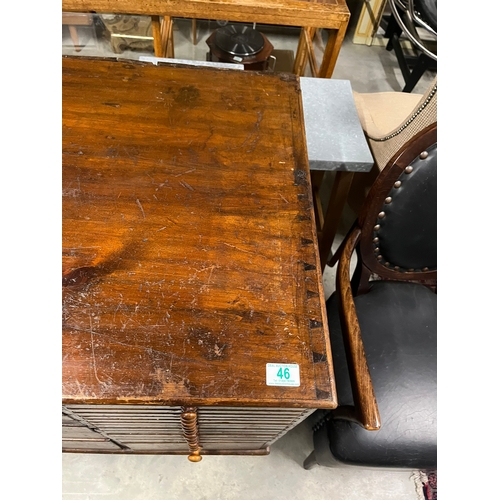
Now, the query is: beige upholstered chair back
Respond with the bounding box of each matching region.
[347,78,437,214]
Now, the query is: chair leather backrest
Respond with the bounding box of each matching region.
[376,143,437,271]
[356,123,437,289]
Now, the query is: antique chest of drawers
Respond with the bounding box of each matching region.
[62,57,337,460]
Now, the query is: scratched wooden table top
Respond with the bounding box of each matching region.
[62,56,336,409]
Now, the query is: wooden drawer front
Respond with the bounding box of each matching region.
[63,412,123,451]
[63,405,312,455]
[197,407,313,451]
[63,405,187,452]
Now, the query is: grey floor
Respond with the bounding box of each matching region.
[62,16,435,500]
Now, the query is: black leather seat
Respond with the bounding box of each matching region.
[304,123,437,470]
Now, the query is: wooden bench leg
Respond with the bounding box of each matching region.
[318,23,348,78]
[152,16,175,58]
[318,171,354,271]
[68,26,81,52]
[293,28,309,76]
[166,18,175,58]
[304,27,318,77]
[192,19,197,45]
[151,16,163,57]
[311,170,325,236]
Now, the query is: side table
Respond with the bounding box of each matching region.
[62,0,350,78]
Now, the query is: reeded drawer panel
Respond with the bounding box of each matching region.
[63,406,187,453]
[63,405,312,457]
[63,412,123,451]
[197,407,312,451]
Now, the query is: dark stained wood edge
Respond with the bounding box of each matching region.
[61,395,337,409]
[293,83,338,410]
[336,228,381,430]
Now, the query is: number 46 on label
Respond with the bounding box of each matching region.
[266,363,300,387]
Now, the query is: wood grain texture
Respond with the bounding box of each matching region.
[61,0,350,29]
[62,57,336,410]
[335,228,381,430]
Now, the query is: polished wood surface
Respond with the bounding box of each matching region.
[62,57,336,411]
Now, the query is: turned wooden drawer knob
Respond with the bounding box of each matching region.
[187,450,202,462]
[181,406,202,462]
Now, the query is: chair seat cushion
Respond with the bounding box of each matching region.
[325,281,437,468]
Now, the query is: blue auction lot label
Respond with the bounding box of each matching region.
[266,363,300,387]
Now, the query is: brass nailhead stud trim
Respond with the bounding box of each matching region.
[374,247,380,253]
[374,224,380,231]
[394,180,402,188]
[408,268,414,272]
[384,262,390,267]
[378,211,386,219]
[423,267,429,272]
[394,266,400,270]
[377,255,383,261]
[385,197,392,204]
[373,237,379,243]
[405,166,413,174]
[420,151,429,159]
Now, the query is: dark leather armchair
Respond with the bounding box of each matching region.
[304,123,437,470]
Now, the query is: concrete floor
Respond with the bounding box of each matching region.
[62,15,435,500]
[63,420,423,499]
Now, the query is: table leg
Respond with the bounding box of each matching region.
[68,26,81,52]
[304,28,319,77]
[311,170,325,235]
[167,18,175,58]
[151,16,163,57]
[192,19,197,45]
[318,171,354,271]
[153,16,175,59]
[293,28,309,76]
[318,22,348,78]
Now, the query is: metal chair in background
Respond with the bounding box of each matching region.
[385,0,437,92]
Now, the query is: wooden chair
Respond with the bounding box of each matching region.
[304,122,437,470]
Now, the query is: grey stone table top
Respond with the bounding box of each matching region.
[300,77,374,172]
